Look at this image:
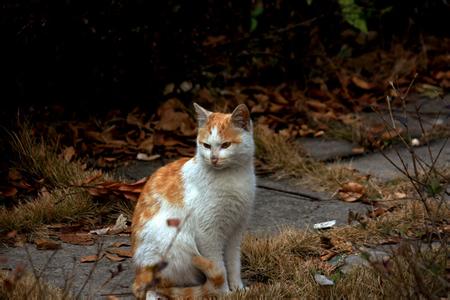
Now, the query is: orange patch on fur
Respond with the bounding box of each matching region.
[210,274,225,288]
[150,157,190,206]
[184,287,194,299]
[131,158,189,251]
[158,277,173,288]
[192,256,224,288]
[192,256,214,269]
[198,113,242,144]
[133,267,174,299]
[133,266,154,299]
[131,194,161,252]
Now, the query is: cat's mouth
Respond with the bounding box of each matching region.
[210,160,226,169]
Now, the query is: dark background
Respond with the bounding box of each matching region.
[1,0,449,109]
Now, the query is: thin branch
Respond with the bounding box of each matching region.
[75,241,104,299]
[386,96,396,129]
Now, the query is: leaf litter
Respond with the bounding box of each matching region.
[0,39,448,292]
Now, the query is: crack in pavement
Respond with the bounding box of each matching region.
[256,184,326,201]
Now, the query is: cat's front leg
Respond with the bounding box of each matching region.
[197,240,230,292]
[225,229,245,291]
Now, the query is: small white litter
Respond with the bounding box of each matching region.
[89,214,128,235]
[314,274,334,286]
[313,220,336,230]
[136,153,160,161]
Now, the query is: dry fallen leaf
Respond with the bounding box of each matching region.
[331,238,353,252]
[320,251,337,261]
[306,100,328,112]
[59,233,95,246]
[351,147,365,154]
[381,128,403,140]
[6,230,17,239]
[107,248,132,258]
[85,177,148,201]
[80,255,101,263]
[367,207,386,218]
[314,130,325,137]
[338,192,363,202]
[440,224,450,234]
[338,182,365,202]
[138,137,154,153]
[202,35,227,46]
[62,146,76,162]
[156,99,196,136]
[82,172,103,184]
[35,239,61,250]
[8,169,22,181]
[351,76,376,90]
[90,214,128,235]
[89,227,110,235]
[13,180,33,191]
[109,214,128,234]
[110,241,130,248]
[0,187,18,197]
[126,112,144,128]
[378,237,401,245]
[394,192,407,199]
[105,253,125,262]
[343,182,365,193]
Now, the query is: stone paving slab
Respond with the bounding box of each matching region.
[342,139,449,181]
[1,236,134,299]
[296,94,449,162]
[252,177,369,233]
[405,93,450,115]
[296,138,357,161]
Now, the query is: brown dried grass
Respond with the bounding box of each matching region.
[1,124,103,234]
[0,269,70,300]
[232,198,448,299]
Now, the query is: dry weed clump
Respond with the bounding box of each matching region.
[255,124,384,199]
[8,123,97,189]
[0,188,95,233]
[0,269,70,300]
[1,123,106,234]
[235,195,448,299]
[237,229,386,299]
[254,124,318,178]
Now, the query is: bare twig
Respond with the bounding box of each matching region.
[386,96,396,129]
[75,241,104,299]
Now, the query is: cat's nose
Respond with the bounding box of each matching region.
[211,156,219,165]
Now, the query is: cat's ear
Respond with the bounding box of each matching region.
[193,103,211,128]
[231,104,251,131]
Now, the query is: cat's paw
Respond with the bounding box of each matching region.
[229,280,245,291]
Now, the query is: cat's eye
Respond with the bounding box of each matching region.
[202,143,211,149]
[221,142,231,149]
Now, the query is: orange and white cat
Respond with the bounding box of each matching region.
[131,103,255,299]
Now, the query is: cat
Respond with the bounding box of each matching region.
[131,103,256,299]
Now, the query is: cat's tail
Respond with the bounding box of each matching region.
[156,256,225,299]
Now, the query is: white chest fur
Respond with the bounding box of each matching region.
[182,158,255,239]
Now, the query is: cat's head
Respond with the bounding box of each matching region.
[194,103,254,169]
